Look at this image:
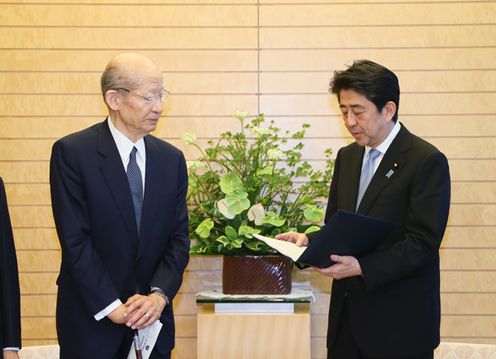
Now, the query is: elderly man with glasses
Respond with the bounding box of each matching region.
[50,53,190,359]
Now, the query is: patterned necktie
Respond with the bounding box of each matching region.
[127,147,143,234]
[356,148,381,209]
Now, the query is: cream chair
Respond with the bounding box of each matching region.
[19,345,59,359]
[435,341,496,359]
[17,341,496,359]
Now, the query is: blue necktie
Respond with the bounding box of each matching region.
[356,148,381,209]
[127,147,143,234]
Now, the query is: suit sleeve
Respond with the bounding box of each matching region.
[359,151,451,291]
[324,148,341,222]
[50,140,120,314]
[0,178,21,349]
[150,152,190,300]
[306,148,342,243]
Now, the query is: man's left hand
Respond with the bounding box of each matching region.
[314,254,362,280]
[124,293,166,329]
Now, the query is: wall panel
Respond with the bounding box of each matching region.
[0,4,257,26]
[0,94,259,116]
[0,28,258,49]
[0,0,254,3]
[260,48,496,71]
[1,71,259,96]
[9,207,54,228]
[19,273,58,295]
[21,295,57,317]
[261,0,494,5]
[0,50,259,72]
[0,162,49,183]
[260,70,496,93]
[259,93,496,116]
[260,26,496,48]
[448,204,496,226]
[1,0,495,358]
[13,228,60,250]
[259,3,496,25]
[442,227,496,248]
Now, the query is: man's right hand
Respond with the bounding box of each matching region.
[275,232,309,247]
[107,303,128,324]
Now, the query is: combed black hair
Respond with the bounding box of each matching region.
[330,60,400,122]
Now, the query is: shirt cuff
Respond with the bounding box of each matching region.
[3,347,20,351]
[94,299,122,321]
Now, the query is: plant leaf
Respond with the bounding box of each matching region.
[304,225,321,234]
[225,192,251,215]
[231,238,243,249]
[215,235,229,246]
[303,204,324,223]
[216,199,235,219]
[255,167,273,176]
[245,241,265,251]
[238,225,261,238]
[261,211,286,227]
[195,218,214,239]
[219,173,245,194]
[225,226,238,241]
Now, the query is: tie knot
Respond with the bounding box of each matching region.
[368,148,380,161]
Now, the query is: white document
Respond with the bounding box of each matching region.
[127,320,163,359]
[253,234,307,262]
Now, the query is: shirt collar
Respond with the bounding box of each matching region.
[364,121,401,156]
[107,116,146,164]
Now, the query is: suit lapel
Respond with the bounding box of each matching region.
[356,125,412,214]
[346,145,365,212]
[138,136,162,251]
[96,120,139,247]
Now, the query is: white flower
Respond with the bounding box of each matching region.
[234,110,249,120]
[267,149,284,160]
[251,126,270,136]
[247,203,266,225]
[216,199,235,219]
[182,132,197,145]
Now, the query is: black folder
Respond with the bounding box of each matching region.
[297,210,395,268]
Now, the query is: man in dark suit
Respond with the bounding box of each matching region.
[0,177,21,359]
[277,60,451,359]
[50,53,190,359]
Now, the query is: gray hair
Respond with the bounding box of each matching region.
[100,63,141,99]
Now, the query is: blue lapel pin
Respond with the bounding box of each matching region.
[386,163,399,179]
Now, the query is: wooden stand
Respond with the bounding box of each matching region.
[197,298,311,359]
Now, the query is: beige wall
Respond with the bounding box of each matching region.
[0,1,495,358]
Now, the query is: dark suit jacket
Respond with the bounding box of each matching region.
[323,124,450,357]
[0,177,21,357]
[50,120,190,358]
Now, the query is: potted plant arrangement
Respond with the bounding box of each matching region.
[184,111,334,294]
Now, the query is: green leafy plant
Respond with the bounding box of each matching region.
[185,111,334,255]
